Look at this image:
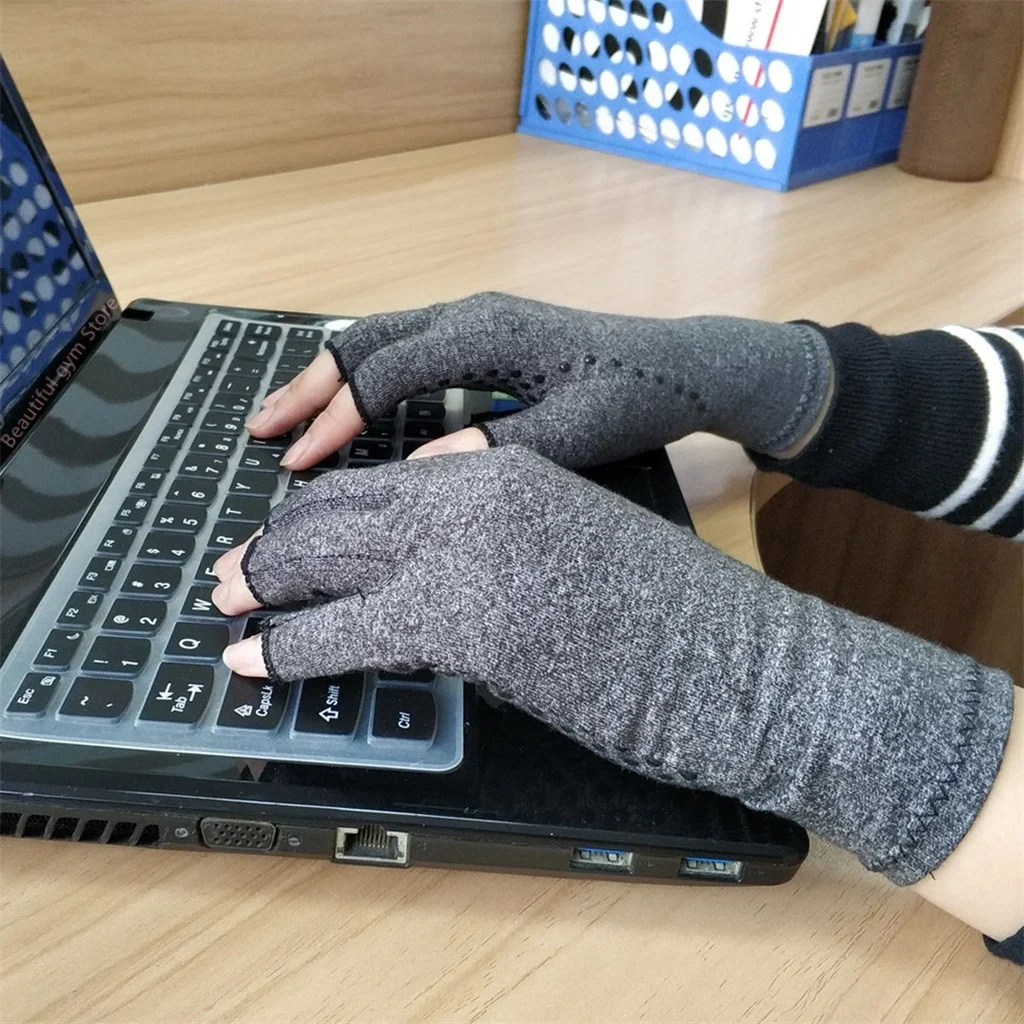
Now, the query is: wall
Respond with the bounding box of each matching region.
[3,0,529,202]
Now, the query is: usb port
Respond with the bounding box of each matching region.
[679,856,743,881]
[570,847,635,873]
[335,824,410,867]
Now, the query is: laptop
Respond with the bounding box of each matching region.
[0,58,807,882]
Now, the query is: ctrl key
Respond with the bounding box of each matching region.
[59,677,133,719]
[217,674,289,730]
[6,673,60,715]
[372,686,436,741]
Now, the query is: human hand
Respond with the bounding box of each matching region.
[213,445,1011,889]
[247,292,832,470]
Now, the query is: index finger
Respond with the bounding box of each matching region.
[246,349,344,438]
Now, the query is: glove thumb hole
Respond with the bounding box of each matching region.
[406,426,490,460]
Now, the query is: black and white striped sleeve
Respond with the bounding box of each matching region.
[750,322,1024,539]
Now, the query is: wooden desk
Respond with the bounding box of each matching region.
[2,136,1022,1022]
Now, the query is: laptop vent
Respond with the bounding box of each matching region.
[0,812,161,847]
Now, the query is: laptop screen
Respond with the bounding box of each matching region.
[0,59,118,464]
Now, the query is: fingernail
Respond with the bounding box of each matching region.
[280,435,310,468]
[246,408,273,431]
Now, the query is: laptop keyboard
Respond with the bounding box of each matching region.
[0,314,465,772]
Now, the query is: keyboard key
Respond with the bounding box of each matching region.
[236,337,277,363]
[230,471,278,496]
[287,327,323,343]
[103,599,166,634]
[191,432,236,457]
[144,448,176,471]
[269,372,294,391]
[275,355,312,373]
[218,495,270,523]
[198,349,226,370]
[246,433,289,452]
[242,617,265,639]
[60,677,133,719]
[6,673,60,715]
[361,423,395,439]
[346,459,387,470]
[138,530,195,564]
[130,469,166,495]
[57,591,103,628]
[166,477,218,504]
[194,552,221,584]
[179,382,209,405]
[402,440,428,459]
[157,423,189,447]
[282,338,319,359]
[83,636,149,676]
[114,495,154,526]
[153,503,206,534]
[217,675,289,729]
[210,392,252,415]
[200,412,245,435]
[140,664,214,724]
[122,564,181,597]
[79,556,121,591]
[208,335,233,354]
[181,585,225,619]
[98,527,136,557]
[378,667,434,683]
[219,377,260,397]
[311,452,341,470]
[295,675,363,735]
[190,365,219,386]
[405,401,445,421]
[350,439,393,461]
[224,361,264,380]
[215,318,241,339]
[244,322,281,341]
[372,686,436,741]
[403,420,445,441]
[238,448,281,473]
[34,630,84,670]
[167,402,202,428]
[164,622,230,661]
[178,454,227,479]
[208,520,253,550]
[287,471,320,491]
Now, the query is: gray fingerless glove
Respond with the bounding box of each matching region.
[243,447,1013,886]
[327,292,831,467]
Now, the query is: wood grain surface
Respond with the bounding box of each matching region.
[1,135,1023,1022]
[2,0,529,203]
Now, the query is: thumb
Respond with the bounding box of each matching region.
[406,426,490,460]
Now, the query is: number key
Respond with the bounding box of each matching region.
[165,477,218,504]
[122,565,181,597]
[153,503,206,534]
[138,530,195,564]
[103,599,166,634]
[210,392,252,415]
[82,636,150,676]
[190,432,236,457]
[200,412,245,435]
[178,454,227,480]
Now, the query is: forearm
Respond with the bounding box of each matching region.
[910,685,1024,942]
[752,323,1023,540]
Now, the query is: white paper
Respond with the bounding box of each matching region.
[846,58,891,117]
[886,54,919,109]
[723,0,830,57]
[802,64,851,127]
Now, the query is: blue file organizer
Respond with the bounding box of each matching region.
[518,0,924,191]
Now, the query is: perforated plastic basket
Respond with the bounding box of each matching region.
[518,0,923,190]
